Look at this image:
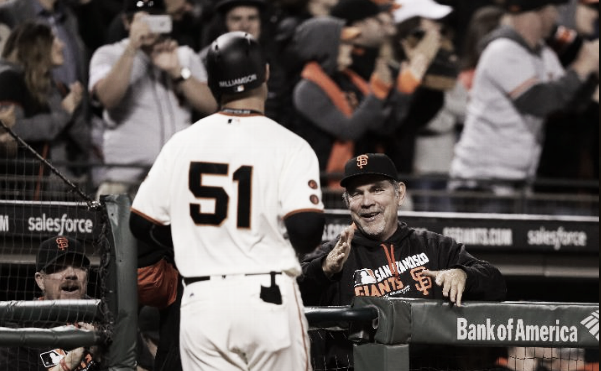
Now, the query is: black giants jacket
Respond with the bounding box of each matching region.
[299,221,506,306]
[298,222,507,369]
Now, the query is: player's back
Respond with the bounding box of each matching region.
[153,112,323,277]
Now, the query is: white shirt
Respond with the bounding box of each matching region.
[131,111,324,277]
[451,37,565,181]
[88,40,207,182]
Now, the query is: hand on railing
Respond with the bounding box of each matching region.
[423,268,467,306]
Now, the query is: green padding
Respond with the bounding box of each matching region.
[353,297,599,348]
[352,296,412,344]
[0,299,100,324]
[354,343,409,371]
[0,328,100,348]
[102,195,138,371]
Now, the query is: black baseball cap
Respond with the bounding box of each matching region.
[330,0,392,25]
[123,0,166,14]
[36,236,90,272]
[340,153,398,187]
[215,0,266,14]
[503,0,568,13]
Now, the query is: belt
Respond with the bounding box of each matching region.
[184,272,281,285]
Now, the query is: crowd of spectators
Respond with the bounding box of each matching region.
[0,0,598,208]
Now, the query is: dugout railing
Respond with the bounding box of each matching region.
[306,298,599,371]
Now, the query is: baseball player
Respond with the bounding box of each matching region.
[130,31,325,371]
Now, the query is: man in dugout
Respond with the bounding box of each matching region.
[298,153,507,370]
[0,235,100,371]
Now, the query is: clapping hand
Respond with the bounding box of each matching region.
[322,225,355,278]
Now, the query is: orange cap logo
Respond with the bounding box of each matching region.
[356,154,369,169]
[55,237,69,251]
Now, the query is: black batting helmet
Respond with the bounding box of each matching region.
[206,31,267,98]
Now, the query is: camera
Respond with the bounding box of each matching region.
[143,15,172,34]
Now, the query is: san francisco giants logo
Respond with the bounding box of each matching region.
[411,267,432,296]
[55,237,69,251]
[356,155,369,169]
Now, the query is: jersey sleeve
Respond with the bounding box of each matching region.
[88,45,115,93]
[279,139,324,218]
[131,136,177,225]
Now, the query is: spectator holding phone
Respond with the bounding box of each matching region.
[89,0,217,199]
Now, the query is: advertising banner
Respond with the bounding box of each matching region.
[0,201,101,238]
[323,210,598,253]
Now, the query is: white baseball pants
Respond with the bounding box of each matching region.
[179,273,312,371]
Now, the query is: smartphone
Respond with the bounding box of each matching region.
[143,15,172,34]
[39,350,64,368]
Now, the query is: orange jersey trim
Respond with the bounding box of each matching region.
[283,208,324,220]
[130,207,167,226]
[342,69,371,96]
[508,77,539,99]
[397,69,421,94]
[301,62,353,117]
[217,111,264,117]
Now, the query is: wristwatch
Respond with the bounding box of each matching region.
[173,67,191,84]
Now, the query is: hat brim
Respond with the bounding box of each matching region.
[39,252,90,272]
[393,1,453,23]
[340,172,397,187]
[216,0,266,12]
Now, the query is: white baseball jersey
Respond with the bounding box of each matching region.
[131,111,324,278]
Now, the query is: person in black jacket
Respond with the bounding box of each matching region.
[298,152,507,369]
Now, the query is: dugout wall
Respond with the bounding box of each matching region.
[1,204,598,370]
[306,298,599,371]
[0,195,137,371]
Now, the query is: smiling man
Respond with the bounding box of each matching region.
[297,152,507,370]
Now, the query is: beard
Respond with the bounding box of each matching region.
[353,212,387,239]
